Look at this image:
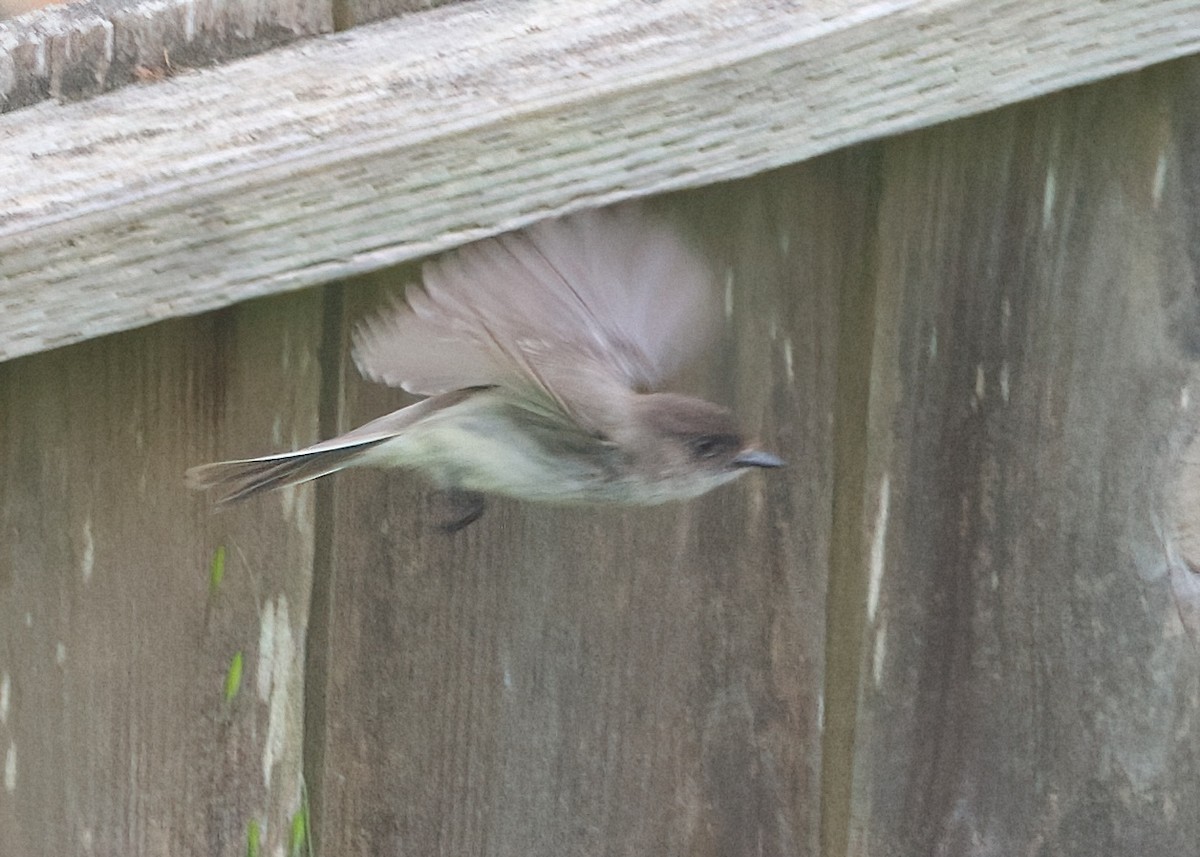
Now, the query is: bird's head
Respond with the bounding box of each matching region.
[623,393,783,501]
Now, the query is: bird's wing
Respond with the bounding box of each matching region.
[351,203,719,434]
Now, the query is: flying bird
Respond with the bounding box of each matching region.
[186,203,782,530]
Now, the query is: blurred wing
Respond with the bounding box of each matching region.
[351,203,718,430]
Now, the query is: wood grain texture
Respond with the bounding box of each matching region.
[302,168,880,856]
[847,62,1200,854]
[4,0,1200,363]
[0,0,330,111]
[2,47,1199,857]
[0,291,325,856]
[331,0,462,32]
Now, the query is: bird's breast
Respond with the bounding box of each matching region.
[361,395,625,502]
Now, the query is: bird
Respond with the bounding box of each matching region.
[186,203,783,530]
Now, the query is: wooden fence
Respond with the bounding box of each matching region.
[2,7,1200,857]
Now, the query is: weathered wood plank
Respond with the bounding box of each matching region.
[4,0,1200,363]
[846,61,1200,854]
[0,0,331,111]
[332,0,462,32]
[301,169,878,856]
[0,291,325,856]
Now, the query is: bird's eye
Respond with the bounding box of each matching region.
[690,435,734,460]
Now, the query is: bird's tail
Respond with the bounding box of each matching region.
[186,438,388,505]
[188,393,471,505]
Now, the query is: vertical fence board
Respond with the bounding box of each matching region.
[849,64,1200,854]
[306,164,880,857]
[0,292,325,856]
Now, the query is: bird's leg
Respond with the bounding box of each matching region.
[436,489,486,533]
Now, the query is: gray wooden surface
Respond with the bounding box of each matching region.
[847,63,1200,855]
[4,0,1200,363]
[1,56,1199,857]
[0,0,468,110]
[0,293,326,856]
[0,0,331,111]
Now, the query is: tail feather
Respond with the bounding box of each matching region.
[186,440,387,505]
[187,392,476,506]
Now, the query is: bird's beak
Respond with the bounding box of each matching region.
[732,449,785,469]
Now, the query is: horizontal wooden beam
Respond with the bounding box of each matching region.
[3,0,1200,361]
[0,0,332,111]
